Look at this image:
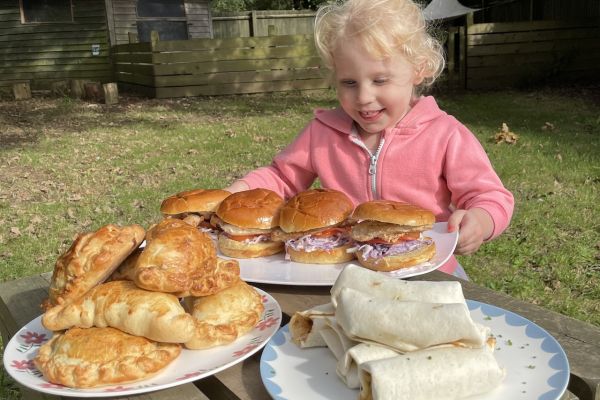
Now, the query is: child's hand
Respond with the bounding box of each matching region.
[447,208,494,255]
[224,180,250,193]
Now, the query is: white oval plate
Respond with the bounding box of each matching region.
[3,288,282,398]
[260,300,569,400]
[230,222,458,286]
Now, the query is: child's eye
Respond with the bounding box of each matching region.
[340,80,356,87]
[374,78,388,85]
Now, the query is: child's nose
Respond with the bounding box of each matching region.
[357,85,374,105]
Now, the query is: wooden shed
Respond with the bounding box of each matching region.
[0,0,212,91]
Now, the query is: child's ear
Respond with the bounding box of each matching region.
[412,66,426,85]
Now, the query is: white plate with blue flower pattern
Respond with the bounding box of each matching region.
[4,288,281,398]
[260,300,569,400]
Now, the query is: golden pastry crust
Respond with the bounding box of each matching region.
[132,219,217,294]
[43,224,145,310]
[34,327,180,388]
[42,280,196,343]
[184,280,264,349]
[175,257,241,298]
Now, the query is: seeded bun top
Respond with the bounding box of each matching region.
[160,189,231,215]
[216,188,284,230]
[278,189,354,233]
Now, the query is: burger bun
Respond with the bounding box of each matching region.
[355,240,436,272]
[287,242,356,265]
[217,234,283,259]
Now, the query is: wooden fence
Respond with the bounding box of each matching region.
[112,33,329,98]
[0,0,112,90]
[212,10,316,38]
[447,19,600,90]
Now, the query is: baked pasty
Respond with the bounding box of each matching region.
[42,280,196,343]
[130,218,217,294]
[34,327,180,388]
[184,280,264,349]
[175,257,241,298]
[43,224,145,310]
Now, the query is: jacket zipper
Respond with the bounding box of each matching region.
[350,132,385,199]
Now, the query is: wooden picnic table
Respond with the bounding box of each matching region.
[1,270,598,400]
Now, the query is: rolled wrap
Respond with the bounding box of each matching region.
[337,343,399,389]
[289,303,335,348]
[359,346,505,400]
[331,264,465,307]
[335,287,489,352]
[319,318,358,361]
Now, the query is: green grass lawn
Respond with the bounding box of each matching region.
[0,87,599,398]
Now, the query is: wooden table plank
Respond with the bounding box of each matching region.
[2,271,598,400]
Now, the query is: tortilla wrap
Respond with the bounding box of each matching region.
[319,319,358,361]
[289,303,334,348]
[335,287,489,352]
[359,346,505,400]
[337,343,399,389]
[331,264,465,307]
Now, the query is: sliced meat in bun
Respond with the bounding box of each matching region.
[274,188,355,264]
[213,188,284,258]
[350,200,435,271]
[160,189,231,234]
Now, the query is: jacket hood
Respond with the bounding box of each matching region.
[314,96,447,136]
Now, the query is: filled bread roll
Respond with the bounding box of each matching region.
[34,327,180,388]
[42,280,196,343]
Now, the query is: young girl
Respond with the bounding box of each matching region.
[225,0,514,278]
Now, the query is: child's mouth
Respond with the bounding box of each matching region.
[359,110,382,121]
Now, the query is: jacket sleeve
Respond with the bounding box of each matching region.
[239,121,317,199]
[444,123,515,241]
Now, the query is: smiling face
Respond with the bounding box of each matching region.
[333,41,423,137]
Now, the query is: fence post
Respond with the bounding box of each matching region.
[250,10,258,36]
[128,31,138,43]
[447,27,455,86]
[268,25,276,36]
[151,30,160,47]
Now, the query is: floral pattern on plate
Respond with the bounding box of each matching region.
[260,300,569,400]
[4,288,281,398]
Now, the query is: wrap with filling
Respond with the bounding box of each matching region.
[358,345,505,400]
[331,264,465,307]
[289,303,334,348]
[318,318,358,360]
[337,343,399,389]
[335,287,489,352]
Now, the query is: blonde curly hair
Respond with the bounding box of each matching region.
[314,0,445,90]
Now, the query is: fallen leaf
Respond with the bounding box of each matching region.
[494,123,519,144]
[541,122,555,130]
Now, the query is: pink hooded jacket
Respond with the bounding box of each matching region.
[240,96,514,274]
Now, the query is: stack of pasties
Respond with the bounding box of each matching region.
[36,221,263,388]
[290,264,505,400]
